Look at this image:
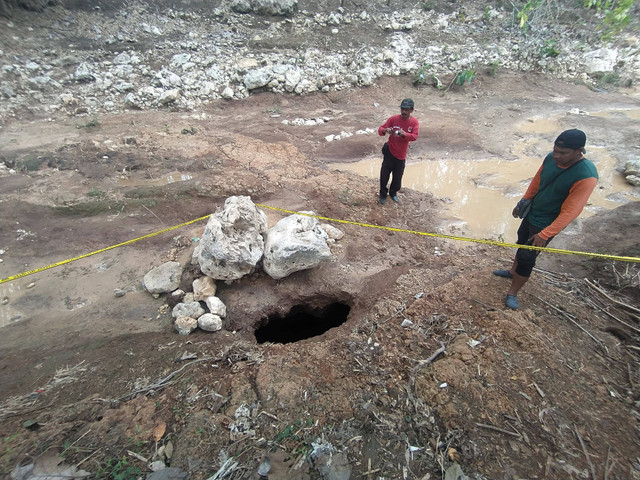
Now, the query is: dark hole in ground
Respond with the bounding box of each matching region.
[255,302,351,344]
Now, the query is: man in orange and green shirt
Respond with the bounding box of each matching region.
[494,129,598,309]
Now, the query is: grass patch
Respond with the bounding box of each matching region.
[76,117,100,129]
[55,200,126,217]
[87,188,106,199]
[16,154,45,172]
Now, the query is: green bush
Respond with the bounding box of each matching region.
[540,39,560,57]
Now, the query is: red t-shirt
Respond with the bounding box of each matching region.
[378,114,419,160]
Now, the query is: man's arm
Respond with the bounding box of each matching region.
[379,117,392,136]
[511,166,542,218]
[401,119,419,141]
[537,177,598,240]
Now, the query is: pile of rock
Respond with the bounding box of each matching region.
[623,159,640,186]
[1,1,637,119]
[142,196,343,335]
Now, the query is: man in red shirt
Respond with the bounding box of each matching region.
[494,129,598,309]
[378,98,420,204]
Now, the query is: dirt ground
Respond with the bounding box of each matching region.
[1,71,640,480]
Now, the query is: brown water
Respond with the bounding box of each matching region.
[329,110,639,242]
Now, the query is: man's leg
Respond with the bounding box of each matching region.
[379,155,392,199]
[389,158,406,198]
[504,221,553,309]
[507,272,529,297]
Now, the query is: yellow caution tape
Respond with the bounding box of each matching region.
[1,204,638,285]
[0,214,211,285]
[255,204,640,263]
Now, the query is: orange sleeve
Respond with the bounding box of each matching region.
[539,177,598,239]
[523,166,542,200]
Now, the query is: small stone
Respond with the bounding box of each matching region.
[174,316,198,335]
[114,289,126,297]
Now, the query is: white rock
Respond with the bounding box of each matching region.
[320,223,344,240]
[584,48,618,74]
[204,296,227,317]
[263,212,331,280]
[195,196,268,281]
[198,313,223,332]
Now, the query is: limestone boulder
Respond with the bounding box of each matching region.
[263,212,331,280]
[194,196,268,281]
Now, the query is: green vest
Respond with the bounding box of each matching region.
[528,153,598,229]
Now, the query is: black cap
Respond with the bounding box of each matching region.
[400,98,414,109]
[555,129,586,150]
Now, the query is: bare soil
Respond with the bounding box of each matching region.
[1,71,640,480]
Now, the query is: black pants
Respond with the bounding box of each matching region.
[379,150,405,198]
[515,218,554,277]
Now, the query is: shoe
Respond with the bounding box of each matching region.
[379,197,386,204]
[493,270,513,279]
[391,195,399,203]
[505,295,519,309]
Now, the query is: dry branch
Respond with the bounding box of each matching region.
[584,279,640,316]
[476,422,522,439]
[115,356,218,402]
[533,294,608,353]
[574,425,596,480]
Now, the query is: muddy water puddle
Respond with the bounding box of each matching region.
[330,110,639,242]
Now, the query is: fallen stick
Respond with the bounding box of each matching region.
[116,356,218,402]
[412,344,446,374]
[583,296,640,335]
[475,423,522,439]
[533,295,608,354]
[574,425,597,480]
[584,279,640,316]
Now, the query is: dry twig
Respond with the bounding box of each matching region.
[116,357,218,402]
[574,425,596,480]
[533,294,608,353]
[476,422,522,439]
[584,279,640,316]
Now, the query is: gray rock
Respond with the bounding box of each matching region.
[158,89,180,105]
[243,66,274,90]
[75,63,95,82]
[253,0,298,16]
[624,158,640,177]
[221,86,235,99]
[145,467,189,480]
[143,261,182,294]
[626,175,640,186]
[113,52,132,65]
[231,0,253,13]
[172,301,205,319]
